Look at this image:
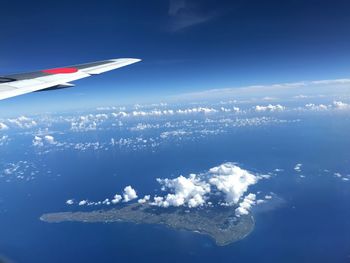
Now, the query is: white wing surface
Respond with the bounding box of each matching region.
[0,58,141,100]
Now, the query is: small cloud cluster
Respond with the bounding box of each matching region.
[65,163,267,217]
[69,186,138,207]
[0,161,39,182]
[114,107,219,118]
[305,103,329,111]
[255,104,285,112]
[150,163,265,216]
[33,135,56,147]
[70,114,108,132]
[333,101,350,110]
[235,193,256,216]
[304,101,350,111]
[334,172,350,182]
[294,163,302,172]
[138,195,151,204]
[7,116,37,129]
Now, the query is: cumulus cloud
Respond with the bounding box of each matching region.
[305,103,329,111]
[112,107,218,118]
[160,130,192,139]
[112,194,122,204]
[255,104,285,112]
[138,195,151,204]
[333,101,350,110]
[154,174,210,208]
[32,135,56,147]
[151,162,261,210]
[66,199,74,205]
[0,123,8,130]
[176,107,217,114]
[209,163,258,204]
[78,200,88,206]
[64,162,271,218]
[123,186,138,202]
[102,198,111,205]
[75,195,122,207]
[70,114,109,132]
[7,116,37,129]
[235,193,256,216]
[44,135,56,144]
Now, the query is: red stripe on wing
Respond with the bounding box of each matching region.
[42,67,78,74]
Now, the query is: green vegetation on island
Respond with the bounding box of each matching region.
[40,203,255,246]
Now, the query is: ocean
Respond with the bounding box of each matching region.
[0,109,349,263]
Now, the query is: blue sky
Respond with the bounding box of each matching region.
[1,0,350,114]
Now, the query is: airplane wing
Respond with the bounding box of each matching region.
[0,58,141,100]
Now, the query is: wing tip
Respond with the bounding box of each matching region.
[110,58,142,64]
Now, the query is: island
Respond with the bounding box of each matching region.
[40,203,255,246]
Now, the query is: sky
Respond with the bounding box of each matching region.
[1,0,350,114]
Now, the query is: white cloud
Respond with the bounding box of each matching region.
[177,107,217,114]
[7,116,37,129]
[235,193,256,216]
[151,163,261,209]
[66,199,74,205]
[44,135,56,144]
[154,174,210,208]
[305,103,329,111]
[112,111,128,118]
[160,130,192,139]
[256,199,266,205]
[334,173,350,182]
[138,195,150,204]
[233,107,240,113]
[209,163,258,204]
[32,135,56,147]
[112,194,122,204]
[294,94,308,99]
[102,198,111,205]
[78,200,88,206]
[294,163,302,172]
[176,78,350,102]
[333,101,350,110]
[32,136,43,147]
[0,123,8,130]
[63,163,272,217]
[0,161,39,182]
[123,186,138,202]
[255,104,285,112]
[110,107,218,119]
[265,195,272,200]
[335,172,342,178]
[70,114,109,132]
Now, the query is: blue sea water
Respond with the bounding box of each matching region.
[0,109,349,263]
